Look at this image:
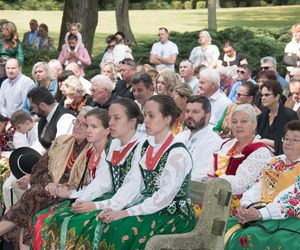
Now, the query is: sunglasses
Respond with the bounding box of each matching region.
[260,93,274,97]
[260,66,270,71]
[119,60,135,67]
[236,93,250,97]
[237,70,246,74]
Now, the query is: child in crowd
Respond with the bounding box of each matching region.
[64,23,82,65]
[10,109,38,148]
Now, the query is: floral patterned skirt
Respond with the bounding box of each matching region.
[225,217,300,249]
[99,210,195,250]
[0,156,10,204]
[31,193,112,250]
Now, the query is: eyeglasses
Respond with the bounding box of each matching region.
[282,137,300,143]
[119,60,135,67]
[260,93,274,97]
[237,70,246,74]
[72,119,87,128]
[236,93,250,97]
[260,66,270,71]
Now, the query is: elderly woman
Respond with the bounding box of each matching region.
[257,80,298,155]
[206,104,272,216]
[61,75,92,114]
[189,30,220,68]
[32,23,54,50]
[171,82,193,135]
[156,70,181,96]
[225,120,300,250]
[0,107,92,249]
[217,41,248,68]
[214,81,261,138]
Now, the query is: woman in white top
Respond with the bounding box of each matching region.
[225,120,300,250]
[189,30,220,68]
[31,99,144,250]
[97,95,195,250]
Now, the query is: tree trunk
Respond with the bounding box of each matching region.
[216,0,221,8]
[208,0,217,30]
[59,0,98,55]
[115,0,136,46]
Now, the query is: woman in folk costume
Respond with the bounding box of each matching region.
[95,95,195,249]
[208,104,272,216]
[32,98,144,250]
[0,107,92,249]
[225,120,300,249]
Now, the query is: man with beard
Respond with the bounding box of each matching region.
[180,96,222,182]
[2,87,75,212]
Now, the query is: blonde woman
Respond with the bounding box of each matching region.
[155,70,181,95]
[189,30,220,68]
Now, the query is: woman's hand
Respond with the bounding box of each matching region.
[45,183,62,198]
[72,201,97,214]
[57,186,71,198]
[236,206,261,224]
[99,209,129,224]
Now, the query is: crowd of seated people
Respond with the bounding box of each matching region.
[0,19,299,250]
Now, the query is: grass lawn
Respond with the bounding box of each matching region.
[0,5,299,53]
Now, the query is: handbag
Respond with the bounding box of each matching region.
[283,52,298,66]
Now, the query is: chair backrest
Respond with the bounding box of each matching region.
[145,178,232,250]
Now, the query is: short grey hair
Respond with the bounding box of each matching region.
[200,30,212,44]
[199,68,220,88]
[261,56,277,68]
[232,104,257,122]
[61,75,86,96]
[90,74,114,92]
[48,59,62,71]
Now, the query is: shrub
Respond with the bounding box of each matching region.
[184,1,193,9]
[196,1,206,8]
[171,1,183,9]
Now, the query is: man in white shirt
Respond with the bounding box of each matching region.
[198,68,231,126]
[179,96,222,182]
[0,59,34,118]
[179,59,199,94]
[149,27,178,71]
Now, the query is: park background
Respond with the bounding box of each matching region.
[0,0,299,78]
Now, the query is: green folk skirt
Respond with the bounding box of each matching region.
[31,194,112,250]
[225,217,300,250]
[98,210,195,250]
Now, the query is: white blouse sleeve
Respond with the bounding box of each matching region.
[95,142,144,211]
[69,150,112,201]
[260,175,300,220]
[240,179,263,207]
[220,147,272,195]
[126,147,192,216]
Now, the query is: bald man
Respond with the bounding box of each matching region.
[65,63,91,94]
[0,59,34,118]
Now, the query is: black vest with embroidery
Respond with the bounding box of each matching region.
[38,104,74,149]
[140,140,192,216]
[107,143,138,194]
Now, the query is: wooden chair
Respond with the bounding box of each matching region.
[145,178,232,250]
